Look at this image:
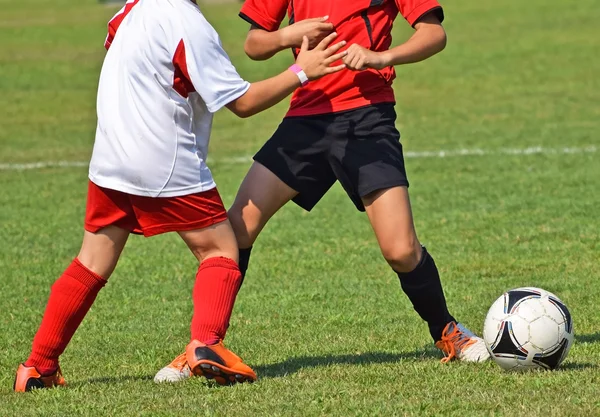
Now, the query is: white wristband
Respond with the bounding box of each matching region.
[289,64,309,87]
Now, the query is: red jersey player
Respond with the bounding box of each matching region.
[156,0,489,382]
[13,0,346,392]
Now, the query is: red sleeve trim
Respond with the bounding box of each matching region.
[404,2,444,27]
[104,0,140,50]
[172,39,196,98]
[238,2,282,32]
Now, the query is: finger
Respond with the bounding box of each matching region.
[352,56,364,70]
[300,35,309,53]
[357,57,366,71]
[342,50,356,65]
[325,64,347,74]
[324,50,348,65]
[323,40,346,57]
[346,43,360,52]
[317,23,335,31]
[304,16,327,23]
[316,31,338,50]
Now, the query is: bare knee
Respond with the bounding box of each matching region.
[77,227,129,279]
[179,221,239,264]
[228,202,260,249]
[77,253,117,279]
[380,241,422,273]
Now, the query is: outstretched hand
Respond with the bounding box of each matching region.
[295,33,348,81]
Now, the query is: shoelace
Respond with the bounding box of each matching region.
[169,353,189,371]
[438,327,475,363]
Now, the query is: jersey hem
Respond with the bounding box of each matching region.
[88,174,216,198]
[285,96,396,118]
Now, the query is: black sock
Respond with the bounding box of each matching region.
[238,246,253,289]
[397,247,455,342]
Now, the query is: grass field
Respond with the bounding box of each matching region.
[1,0,599,415]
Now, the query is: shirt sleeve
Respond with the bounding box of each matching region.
[105,0,140,50]
[395,0,444,27]
[182,27,250,114]
[239,0,288,32]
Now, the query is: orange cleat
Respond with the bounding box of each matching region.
[186,340,257,385]
[14,364,66,392]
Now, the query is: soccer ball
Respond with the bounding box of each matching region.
[483,287,574,371]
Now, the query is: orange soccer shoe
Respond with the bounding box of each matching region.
[14,364,66,392]
[186,340,257,385]
[435,321,490,363]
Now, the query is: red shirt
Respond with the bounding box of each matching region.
[240,0,444,117]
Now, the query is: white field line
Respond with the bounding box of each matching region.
[0,145,596,171]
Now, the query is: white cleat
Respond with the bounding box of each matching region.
[435,321,490,363]
[154,352,192,383]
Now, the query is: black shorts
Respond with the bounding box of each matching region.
[253,103,409,212]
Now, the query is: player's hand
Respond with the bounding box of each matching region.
[295,33,347,81]
[343,44,388,71]
[281,17,334,49]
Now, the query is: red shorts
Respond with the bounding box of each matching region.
[84,181,228,237]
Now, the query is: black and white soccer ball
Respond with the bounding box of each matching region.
[483,287,574,371]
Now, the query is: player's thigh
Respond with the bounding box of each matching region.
[178,219,239,263]
[230,114,335,248]
[81,181,136,278]
[330,104,408,211]
[363,186,421,272]
[329,104,420,266]
[229,162,298,248]
[128,188,237,262]
[78,226,130,279]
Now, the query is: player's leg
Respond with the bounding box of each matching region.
[15,181,134,392]
[228,161,298,280]
[177,219,257,385]
[15,226,129,392]
[362,187,488,362]
[228,115,336,283]
[141,188,256,385]
[362,187,451,336]
[330,104,488,362]
[179,220,240,349]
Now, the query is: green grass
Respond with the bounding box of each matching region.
[1,0,599,415]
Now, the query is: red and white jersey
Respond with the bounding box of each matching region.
[89,0,250,197]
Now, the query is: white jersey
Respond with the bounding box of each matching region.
[89,0,250,197]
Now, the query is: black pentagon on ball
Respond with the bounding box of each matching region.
[548,296,573,333]
[532,338,570,370]
[504,289,542,314]
[490,321,528,358]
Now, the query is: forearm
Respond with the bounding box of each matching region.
[380,25,446,66]
[227,71,300,118]
[244,28,289,61]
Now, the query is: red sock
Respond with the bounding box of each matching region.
[191,257,241,345]
[25,258,106,375]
